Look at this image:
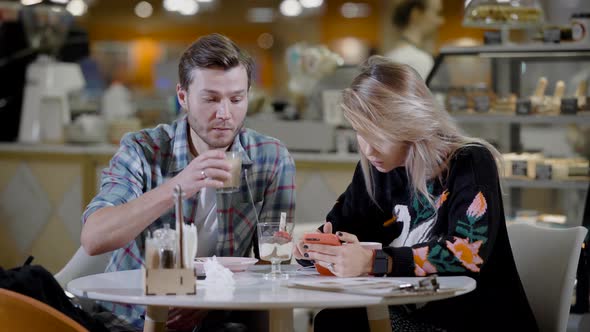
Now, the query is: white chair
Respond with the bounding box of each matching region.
[507,223,587,332]
[54,246,111,288]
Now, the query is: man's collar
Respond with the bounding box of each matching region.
[170,114,191,173]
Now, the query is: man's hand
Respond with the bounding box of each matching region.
[170,150,232,197]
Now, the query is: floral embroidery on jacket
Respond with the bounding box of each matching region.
[409,191,489,276]
[435,190,449,209]
[411,184,436,227]
[467,192,487,219]
[446,237,484,272]
[456,192,488,243]
[413,246,438,276]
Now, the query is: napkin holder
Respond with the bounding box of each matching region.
[142,234,196,296]
[142,184,197,296]
[142,267,196,296]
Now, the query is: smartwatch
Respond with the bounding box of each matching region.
[371,249,390,277]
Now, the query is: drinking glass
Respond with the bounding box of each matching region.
[257,221,295,280]
[218,151,241,193]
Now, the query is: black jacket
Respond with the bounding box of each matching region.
[325,145,538,332]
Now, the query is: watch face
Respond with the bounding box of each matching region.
[373,251,389,275]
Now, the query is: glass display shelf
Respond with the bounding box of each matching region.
[504,177,589,190]
[450,113,590,125]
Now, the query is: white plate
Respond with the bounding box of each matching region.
[194,257,258,274]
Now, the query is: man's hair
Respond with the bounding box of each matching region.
[178,33,254,90]
[391,0,427,30]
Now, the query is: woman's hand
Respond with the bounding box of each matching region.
[293,222,333,260]
[306,231,374,277]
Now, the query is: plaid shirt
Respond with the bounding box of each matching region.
[82,115,296,329]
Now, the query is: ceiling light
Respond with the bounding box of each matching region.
[196,0,213,2]
[50,0,70,4]
[21,0,43,6]
[340,2,371,18]
[163,0,183,12]
[331,37,366,64]
[300,0,323,9]
[280,0,302,17]
[257,33,274,49]
[66,0,87,16]
[178,0,198,15]
[247,7,274,23]
[135,1,153,18]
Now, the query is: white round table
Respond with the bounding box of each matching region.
[67,268,476,332]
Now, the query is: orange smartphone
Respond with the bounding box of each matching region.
[303,233,342,246]
[303,233,341,276]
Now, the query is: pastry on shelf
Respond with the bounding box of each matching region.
[529,77,551,114]
[549,80,566,114]
[503,152,544,178]
[463,2,544,27]
[533,158,589,180]
[493,94,517,113]
[575,79,589,112]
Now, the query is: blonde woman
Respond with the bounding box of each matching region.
[294,56,537,332]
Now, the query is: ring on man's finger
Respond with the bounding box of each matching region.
[200,170,207,179]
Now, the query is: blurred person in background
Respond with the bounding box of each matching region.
[385,0,444,80]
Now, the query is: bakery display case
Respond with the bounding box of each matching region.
[427,44,590,226]
[463,0,545,29]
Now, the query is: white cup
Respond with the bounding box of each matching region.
[359,242,383,250]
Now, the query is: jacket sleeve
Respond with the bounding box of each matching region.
[384,146,503,277]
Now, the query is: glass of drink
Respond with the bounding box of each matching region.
[218,151,241,193]
[257,221,295,280]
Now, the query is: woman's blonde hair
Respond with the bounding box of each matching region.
[341,56,502,207]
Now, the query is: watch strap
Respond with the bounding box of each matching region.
[371,249,389,276]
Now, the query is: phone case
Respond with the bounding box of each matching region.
[303,233,342,246]
[303,233,341,276]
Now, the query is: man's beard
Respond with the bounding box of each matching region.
[191,121,243,149]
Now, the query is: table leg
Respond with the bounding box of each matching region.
[268,308,293,332]
[144,305,168,332]
[367,305,392,332]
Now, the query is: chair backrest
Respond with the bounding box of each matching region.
[0,288,88,331]
[54,246,111,288]
[507,223,588,332]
